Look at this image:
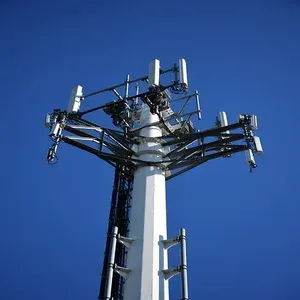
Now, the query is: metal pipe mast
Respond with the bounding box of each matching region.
[45,59,263,300]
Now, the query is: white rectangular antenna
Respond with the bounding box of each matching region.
[245,149,256,166]
[45,113,51,128]
[238,114,245,123]
[179,58,188,90]
[253,136,263,155]
[218,111,230,134]
[219,111,228,127]
[250,115,258,130]
[148,59,160,87]
[68,85,83,113]
[50,123,60,137]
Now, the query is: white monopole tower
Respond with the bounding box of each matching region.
[45,58,262,300]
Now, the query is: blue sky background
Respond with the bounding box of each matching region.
[1,0,300,299]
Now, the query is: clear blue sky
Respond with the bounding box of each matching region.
[1,0,300,299]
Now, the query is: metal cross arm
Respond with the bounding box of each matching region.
[45,109,262,180]
[161,114,263,179]
[45,110,138,166]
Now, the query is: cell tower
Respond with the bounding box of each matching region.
[45,59,263,300]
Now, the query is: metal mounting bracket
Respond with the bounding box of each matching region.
[114,265,132,280]
[162,266,181,280]
[118,234,135,249]
[161,236,180,249]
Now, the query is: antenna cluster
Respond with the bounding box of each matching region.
[45,58,262,174]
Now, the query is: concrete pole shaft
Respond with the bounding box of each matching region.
[123,106,169,300]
